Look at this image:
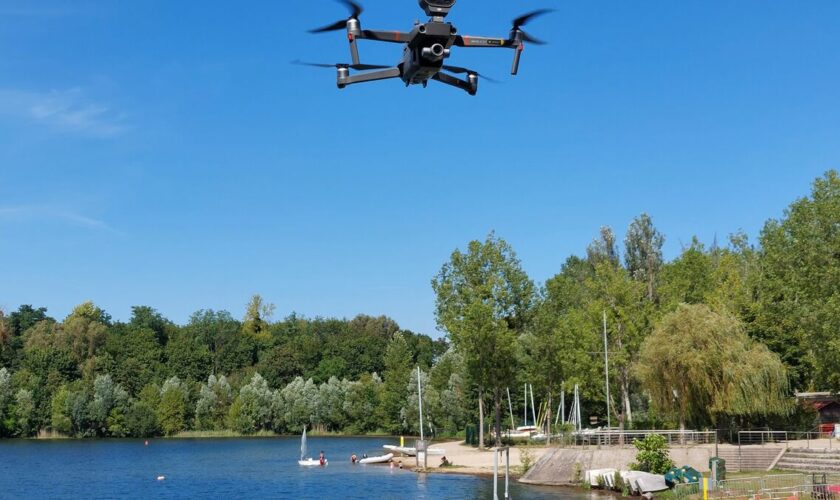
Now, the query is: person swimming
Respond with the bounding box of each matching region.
[351,454,357,464]
[319,451,326,466]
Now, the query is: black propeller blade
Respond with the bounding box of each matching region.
[292,60,389,71]
[441,65,499,83]
[309,0,363,33]
[511,8,553,45]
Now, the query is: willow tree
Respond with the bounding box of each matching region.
[432,233,534,448]
[635,304,790,429]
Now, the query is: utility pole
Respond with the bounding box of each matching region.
[603,310,611,429]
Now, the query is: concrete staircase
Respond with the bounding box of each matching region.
[775,448,840,472]
[716,446,785,471]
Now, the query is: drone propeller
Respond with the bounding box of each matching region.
[441,65,499,83]
[308,0,364,33]
[292,60,389,71]
[511,8,553,45]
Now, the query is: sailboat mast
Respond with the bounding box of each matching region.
[506,387,515,430]
[529,384,537,428]
[523,384,528,426]
[603,310,611,429]
[417,366,424,442]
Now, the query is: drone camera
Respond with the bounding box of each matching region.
[421,43,449,61]
[419,0,456,17]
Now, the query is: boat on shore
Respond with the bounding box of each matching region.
[359,452,394,464]
[383,445,446,456]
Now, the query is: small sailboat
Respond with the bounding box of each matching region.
[298,426,326,466]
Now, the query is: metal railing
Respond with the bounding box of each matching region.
[712,473,840,499]
[544,429,716,447]
[739,430,837,450]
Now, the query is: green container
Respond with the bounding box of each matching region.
[465,425,477,446]
[709,457,726,481]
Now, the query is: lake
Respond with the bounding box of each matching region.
[0,436,597,499]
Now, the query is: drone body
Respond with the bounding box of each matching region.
[302,0,550,96]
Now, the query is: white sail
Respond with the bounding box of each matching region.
[300,426,307,461]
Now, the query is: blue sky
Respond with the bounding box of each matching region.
[1,0,838,336]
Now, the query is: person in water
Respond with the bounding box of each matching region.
[319,451,326,466]
[351,454,357,464]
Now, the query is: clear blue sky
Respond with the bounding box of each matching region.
[1,0,838,336]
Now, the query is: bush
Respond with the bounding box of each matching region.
[630,434,674,474]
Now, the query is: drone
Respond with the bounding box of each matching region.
[298,0,551,96]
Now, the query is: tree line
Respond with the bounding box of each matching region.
[0,303,452,437]
[1,170,837,441]
[431,170,838,447]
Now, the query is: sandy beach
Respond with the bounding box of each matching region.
[408,440,549,476]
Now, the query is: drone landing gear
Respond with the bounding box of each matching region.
[432,72,477,96]
[337,67,402,89]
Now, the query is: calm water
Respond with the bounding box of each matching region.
[0,436,595,499]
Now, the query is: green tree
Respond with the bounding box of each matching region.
[624,213,665,302]
[635,304,791,429]
[280,377,319,431]
[342,373,382,434]
[231,373,273,434]
[432,233,535,448]
[317,377,349,431]
[157,377,189,435]
[15,389,35,436]
[630,434,674,474]
[195,374,232,430]
[659,239,714,311]
[586,261,650,427]
[379,332,412,433]
[752,170,840,390]
[243,294,275,344]
[129,306,172,345]
[125,400,159,437]
[123,383,161,437]
[105,323,163,396]
[165,329,212,383]
[50,385,72,435]
[8,305,51,337]
[401,368,441,436]
[90,374,128,436]
[587,226,620,268]
[0,368,13,436]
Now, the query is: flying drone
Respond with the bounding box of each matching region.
[299,0,551,96]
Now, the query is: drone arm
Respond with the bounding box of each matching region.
[453,35,516,49]
[431,71,477,96]
[358,30,413,44]
[339,67,402,88]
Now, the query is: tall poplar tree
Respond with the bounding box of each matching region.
[432,233,534,448]
[624,213,665,302]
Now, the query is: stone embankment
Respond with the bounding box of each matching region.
[521,445,721,485]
